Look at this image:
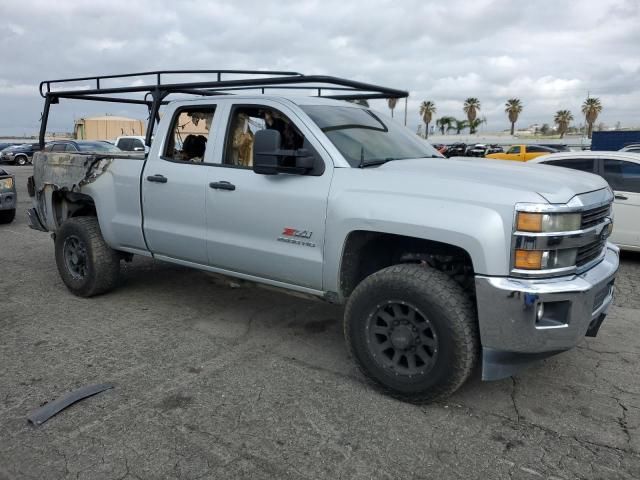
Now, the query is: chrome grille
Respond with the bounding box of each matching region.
[581,204,611,229]
[576,239,605,267]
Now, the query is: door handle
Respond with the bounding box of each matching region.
[615,194,628,201]
[209,181,236,191]
[147,174,168,183]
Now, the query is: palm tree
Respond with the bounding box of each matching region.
[454,119,468,134]
[388,98,398,118]
[419,101,437,138]
[582,97,603,139]
[554,110,574,139]
[436,116,455,135]
[468,117,486,134]
[463,98,481,133]
[505,98,523,135]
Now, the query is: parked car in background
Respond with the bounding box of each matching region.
[539,144,570,152]
[44,140,123,153]
[486,144,557,162]
[467,144,504,157]
[0,167,17,224]
[619,144,640,154]
[467,144,488,157]
[444,143,468,157]
[0,142,20,152]
[531,151,640,251]
[115,136,149,153]
[0,143,41,165]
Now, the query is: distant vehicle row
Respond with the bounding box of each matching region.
[0,136,147,165]
[433,143,569,159]
[0,143,40,165]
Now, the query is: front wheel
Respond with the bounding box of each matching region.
[344,264,479,403]
[54,217,120,297]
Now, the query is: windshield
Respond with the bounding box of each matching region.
[77,142,122,153]
[301,105,442,167]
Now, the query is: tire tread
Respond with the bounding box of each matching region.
[344,264,479,403]
[55,216,120,297]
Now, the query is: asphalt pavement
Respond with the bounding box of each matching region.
[1,164,639,479]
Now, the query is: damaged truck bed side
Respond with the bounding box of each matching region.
[28,70,619,403]
[29,151,145,247]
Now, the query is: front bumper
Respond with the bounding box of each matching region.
[0,190,16,210]
[475,243,619,379]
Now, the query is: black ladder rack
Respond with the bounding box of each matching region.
[38,69,409,147]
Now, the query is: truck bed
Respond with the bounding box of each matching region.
[30,151,148,252]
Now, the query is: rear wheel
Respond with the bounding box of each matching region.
[0,209,15,224]
[54,217,120,297]
[344,264,479,403]
[15,155,28,166]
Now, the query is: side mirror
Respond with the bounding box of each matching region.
[253,129,316,175]
[253,129,281,175]
[133,146,145,152]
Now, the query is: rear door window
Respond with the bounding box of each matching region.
[163,107,216,163]
[602,159,640,193]
[117,138,133,151]
[51,143,66,152]
[545,158,595,173]
[507,146,521,154]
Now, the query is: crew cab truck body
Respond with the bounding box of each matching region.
[28,72,619,402]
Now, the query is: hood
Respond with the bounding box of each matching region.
[374,157,609,204]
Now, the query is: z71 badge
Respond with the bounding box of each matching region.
[278,227,316,247]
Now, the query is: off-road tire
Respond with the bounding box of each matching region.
[0,209,15,224]
[344,264,479,403]
[15,155,28,166]
[55,216,120,297]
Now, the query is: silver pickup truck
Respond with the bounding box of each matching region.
[28,71,619,402]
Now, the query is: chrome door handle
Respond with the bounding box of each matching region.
[615,194,628,200]
[209,181,236,191]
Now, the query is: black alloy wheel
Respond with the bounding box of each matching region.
[366,301,439,377]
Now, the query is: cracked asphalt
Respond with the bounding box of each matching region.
[1,165,639,479]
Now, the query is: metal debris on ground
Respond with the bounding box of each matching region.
[27,383,114,426]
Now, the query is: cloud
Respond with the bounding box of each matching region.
[0,0,639,136]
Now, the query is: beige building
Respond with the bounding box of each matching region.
[73,113,209,141]
[74,115,146,141]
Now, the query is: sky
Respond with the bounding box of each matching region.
[1,0,639,136]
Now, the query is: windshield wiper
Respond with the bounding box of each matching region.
[359,158,394,168]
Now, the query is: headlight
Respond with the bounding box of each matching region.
[516,212,581,233]
[514,248,578,270]
[0,177,14,190]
